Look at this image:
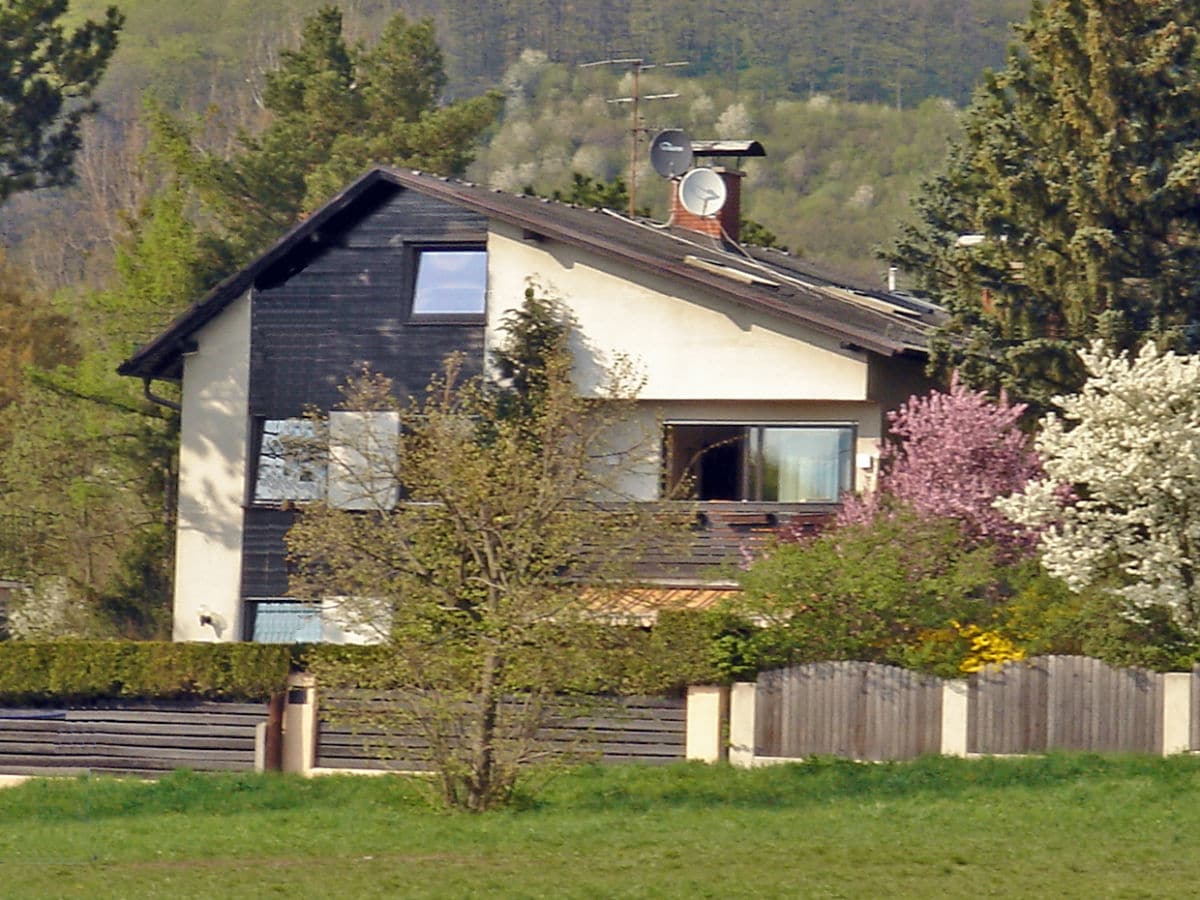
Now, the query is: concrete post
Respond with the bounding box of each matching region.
[940,679,970,757]
[282,672,318,775]
[1162,672,1192,756]
[254,722,268,772]
[686,685,729,763]
[728,682,757,768]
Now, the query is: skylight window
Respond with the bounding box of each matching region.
[412,249,487,316]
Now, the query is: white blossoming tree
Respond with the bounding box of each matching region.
[998,342,1200,634]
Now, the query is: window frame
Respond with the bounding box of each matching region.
[408,244,488,323]
[664,421,857,503]
[244,598,324,643]
[247,416,327,507]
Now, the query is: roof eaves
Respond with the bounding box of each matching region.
[117,169,394,380]
[376,171,916,357]
[120,167,927,379]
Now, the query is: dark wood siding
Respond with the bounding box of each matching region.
[241,184,487,610]
[241,508,296,600]
[248,183,487,416]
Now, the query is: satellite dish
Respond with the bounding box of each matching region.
[678,167,727,217]
[650,129,693,178]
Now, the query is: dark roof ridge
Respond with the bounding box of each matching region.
[118,166,933,381]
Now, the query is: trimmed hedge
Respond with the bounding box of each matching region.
[0,641,294,703]
[303,609,752,695]
[0,610,753,703]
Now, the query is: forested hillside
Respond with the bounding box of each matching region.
[8,0,1029,288]
[469,55,961,282]
[68,0,1028,107]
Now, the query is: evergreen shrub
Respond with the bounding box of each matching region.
[0,641,294,703]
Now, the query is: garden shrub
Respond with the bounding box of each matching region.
[0,641,294,703]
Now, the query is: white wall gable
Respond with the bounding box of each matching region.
[174,290,251,641]
[485,222,871,401]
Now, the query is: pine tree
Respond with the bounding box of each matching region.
[0,1,123,203]
[890,0,1200,408]
[154,7,502,262]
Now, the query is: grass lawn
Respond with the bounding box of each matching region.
[0,755,1196,898]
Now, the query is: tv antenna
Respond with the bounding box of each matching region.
[580,57,687,216]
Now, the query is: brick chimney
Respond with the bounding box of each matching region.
[671,167,742,243]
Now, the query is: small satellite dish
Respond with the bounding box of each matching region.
[650,129,693,178]
[678,167,727,217]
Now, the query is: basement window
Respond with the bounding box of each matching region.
[247,600,323,643]
[411,248,487,317]
[665,423,854,503]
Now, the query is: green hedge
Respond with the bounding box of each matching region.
[0,641,294,703]
[0,611,754,704]
[302,609,754,696]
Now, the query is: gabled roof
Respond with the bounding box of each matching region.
[119,167,942,381]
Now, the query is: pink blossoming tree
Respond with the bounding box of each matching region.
[835,374,1042,557]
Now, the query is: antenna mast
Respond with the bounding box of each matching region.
[580,57,686,216]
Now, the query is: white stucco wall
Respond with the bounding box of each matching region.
[173,292,252,641]
[485,223,871,402]
[485,223,884,499]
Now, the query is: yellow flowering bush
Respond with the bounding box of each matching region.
[902,620,1025,677]
[955,622,1025,673]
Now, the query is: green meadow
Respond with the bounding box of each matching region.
[0,755,1195,898]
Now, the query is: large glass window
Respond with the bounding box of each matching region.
[251,413,401,509]
[252,418,325,503]
[666,423,854,503]
[412,248,487,316]
[757,426,854,502]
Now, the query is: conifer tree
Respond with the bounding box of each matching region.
[890,0,1200,408]
[0,1,123,203]
[153,7,501,261]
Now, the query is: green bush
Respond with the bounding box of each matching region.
[0,641,294,703]
[301,609,751,696]
[999,571,1200,672]
[732,510,1014,675]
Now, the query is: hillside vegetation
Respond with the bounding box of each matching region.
[470,55,961,283]
[12,0,1017,287]
[67,0,1027,107]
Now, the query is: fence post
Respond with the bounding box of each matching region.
[1162,672,1192,756]
[940,679,969,757]
[282,673,318,774]
[686,685,729,763]
[254,691,285,773]
[728,682,757,768]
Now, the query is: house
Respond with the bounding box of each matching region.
[118,164,941,642]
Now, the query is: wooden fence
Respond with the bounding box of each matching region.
[969,655,1163,754]
[0,701,271,776]
[755,662,943,761]
[315,690,686,771]
[748,656,1195,762]
[1,656,1194,777]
